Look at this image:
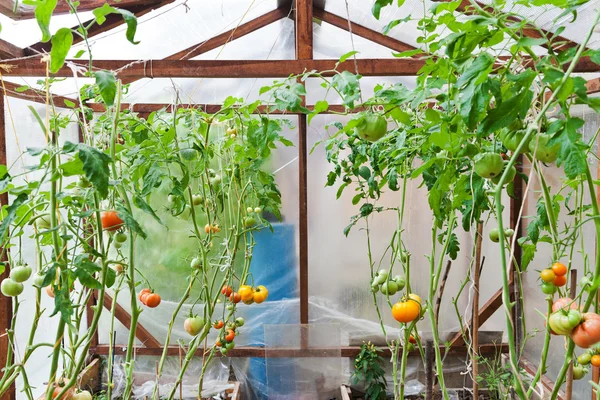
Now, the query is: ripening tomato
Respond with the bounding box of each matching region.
[225,329,235,342]
[222,285,233,297]
[408,335,418,344]
[592,355,600,368]
[144,293,161,308]
[50,384,75,399]
[552,262,567,277]
[540,269,556,283]
[213,320,224,329]
[571,313,600,348]
[184,316,205,336]
[229,292,241,304]
[553,275,567,287]
[548,310,581,335]
[253,285,269,304]
[72,389,93,400]
[101,211,124,232]
[552,298,579,313]
[392,298,421,323]
[138,288,151,304]
[239,285,253,302]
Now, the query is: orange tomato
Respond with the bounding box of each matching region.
[138,288,151,304]
[553,275,567,287]
[213,320,224,329]
[101,211,123,232]
[46,286,55,298]
[215,339,222,347]
[592,355,600,368]
[392,296,421,323]
[225,329,235,342]
[144,293,161,308]
[540,269,556,283]
[221,285,233,297]
[239,285,254,302]
[253,285,268,304]
[229,292,241,303]
[552,262,567,277]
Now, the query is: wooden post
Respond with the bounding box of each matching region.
[510,154,525,353]
[425,340,434,398]
[472,222,483,400]
[0,92,14,400]
[295,0,312,326]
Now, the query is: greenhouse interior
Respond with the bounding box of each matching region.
[4,0,600,399]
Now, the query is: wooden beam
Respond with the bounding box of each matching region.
[295,0,312,60]
[91,342,509,358]
[0,80,78,108]
[25,0,171,54]
[0,93,15,400]
[101,293,161,348]
[6,56,600,78]
[1,58,429,77]
[0,39,24,60]
[313,8,416,54]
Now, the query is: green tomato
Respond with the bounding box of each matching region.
[399,251,409,263]
[370,281,379,293]
[244,217,257,229]
[580,277,592,291]
[33,273,44,288]
[115,233,128,243]
[491,166,517,185]
[1,278,23,297]
[226,304,234,311]
[578,353,592,365]
[180,148,198,161]
[474,152,504,179]
[246,207,253,213]
[10,265,32,283]
[34,214,51,230]
[375,270,388,285]
[254,207,262,213]
[190,257,202,269]
[184,317,205,336]
[548,310,581,335]
[380,281,398,296]
[529,134,560,163]
[114,241,123,250]
[393,275,406,290]
[220,347,229,356]
[573,365,587,380]
[226,341,236,350]
[500,129,531,154]
[210,175,222,186]
[489,228,500,243]
[504,229,515,238]
[235,317,245,327]
[541,282,557,295]
[192,195,204,206]
[355,112,388,142]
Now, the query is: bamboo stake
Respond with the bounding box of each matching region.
[472,222,483,400]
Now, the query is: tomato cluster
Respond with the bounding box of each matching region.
[371,269,406,296]
[214,317,245,355]
[540,262,568,294]
[222,284,269,305]
[204,223,221,234]
[138,288,161,308]
[547,297,600,350]
[0,264,31,297]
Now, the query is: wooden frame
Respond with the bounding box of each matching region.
[0,1,598,399]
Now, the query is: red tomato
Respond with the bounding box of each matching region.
[229,292,241,303]
[553,275,567,287]
[213,320,224,329]
[552,298,579,313]
[571,313,600,348]
[101,211,124,232]
[552,262,567,277]
[225,329,235,342]
[144,293,161,308]
[221,285,233,297]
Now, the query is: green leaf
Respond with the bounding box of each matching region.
[372,0,393,19]
[479,89,533,135]
[93,3,140,44]
[520,242,536,271]
[382,15,411,35]
[116,204,147,239]
[339,50,359,64]
[77,143,112,198]
[49,28,73,73]
[548,118,588,178]
[133,194,164,225]
[34,0,57,42]
[308,100,328,124]
[0,194,27,240]
[94,70,117,107]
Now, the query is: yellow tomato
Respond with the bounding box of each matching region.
[239,285,254,302]
[253,285,269,304]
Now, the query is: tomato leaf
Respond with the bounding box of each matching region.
[94,70,117,107]
[49,28,73,73]
[76,143,112,199]
[93,3,140,44]
[0,193,28,241]
[478,89,533,136]
[339,50,359,64]
[382,15,411,35]
[116,204,147,239]
[547,117,588,179]
[133,194,164,225]
[34,0,57,42]
[371,0,393,19]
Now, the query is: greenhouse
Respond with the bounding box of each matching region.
[2,0,600,399]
